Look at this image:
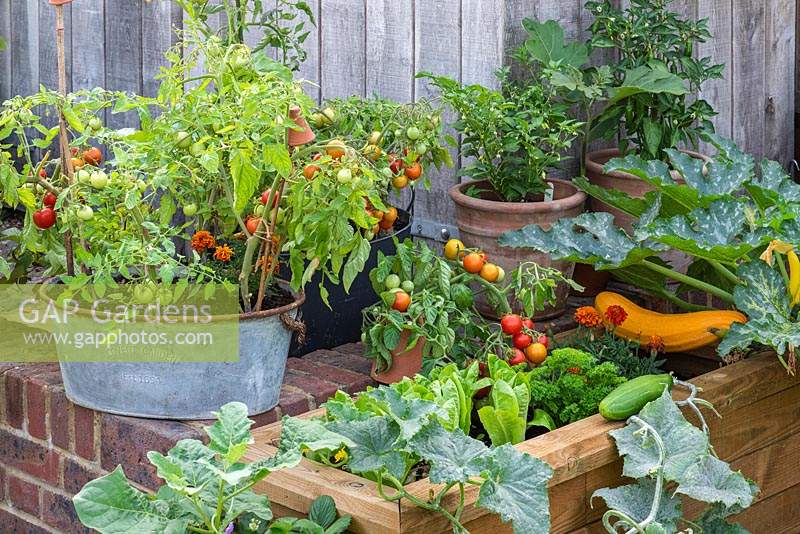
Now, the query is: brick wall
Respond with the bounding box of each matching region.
[0,345,373,534]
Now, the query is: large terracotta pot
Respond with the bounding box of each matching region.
[585,148,711,234]
[370,331,425,385]
[449,178,586,319]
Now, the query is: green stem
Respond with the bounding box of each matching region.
[641,259,734,304]
[659,291,714,312]
[471,275,512,315]
[776,254,791,290]
[707,259,740,286]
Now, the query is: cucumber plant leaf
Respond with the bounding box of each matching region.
[477,444,553,534]
[406,421,488,484]
[592,478,682,532]
[674,455,757,511]
[327,416,410,481]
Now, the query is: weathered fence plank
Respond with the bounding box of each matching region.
[366,0,413,102]
[765,0,797,166]
[38,1,70,93]
[732,0,767,156]
[10,0,39,100]
[70,0,105,91]
[105,0,143,129]
[142,0,182,99]
[697,0,734,142]
[320,0,365,100]
[295,0,321,103]
[0,0,10,103]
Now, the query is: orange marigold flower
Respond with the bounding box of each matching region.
[213,244,233,262]
[574,306,603,328]
[647,335,665,354]
[191,230,216,253]
[567,366,582,375]
[604,305,628,327]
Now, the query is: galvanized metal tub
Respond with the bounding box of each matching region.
[59,291,305,420]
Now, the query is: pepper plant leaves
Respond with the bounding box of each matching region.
[499,212,657,269]
[607,65,689,104]
[591,478,682,533]
[327,416,409,481]
[520,19,589,68]
[674,455,757,511]
[610,390,708,481]
[718,261,800,358]
[477,444,553,534]
[406,421,488,484]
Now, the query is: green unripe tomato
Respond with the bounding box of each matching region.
[88,117,103,131]
[337,168,353,184]
[401,280,414,293]
[89,171,108,189]
[415,142,428,155]
[189,141,205,157]
[76,205,94,221]
[182,203,198,217]
[275,207,285,224]
[406,126,421,140]
[310,113,326,128]
[176,131,192,149]
[133,285,155,305]
[384,274,401,290]
[394,129,403,139]
[368,131,382,145]
[321,107,336,125]
[253,204,265,217]
[76,169,91,184]
[136,180,147,193]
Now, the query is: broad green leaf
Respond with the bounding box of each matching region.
[591,478,682,533]
[365,387,445,441]
[146,451,196,494]
[163,439,216,490]
[205,402,253,464]
[521,19,589,68]
[499,212,657,269]
[16,186,36,209]
[230,148,260,214]
[73,466,188,534]
[642,200,753,263]
[477,444,553,534]
[747,159,800,207]
[308,495,338,529]
[718,261,800,359]
[342,237,370,292]
[278,416,355,454]
[406,421,488,484]
[573,176,650,218]
[675,455,757,511]
[477,380,527,446]
[666,149,751,198]
[327,416,409,480]
[223,491,273,525]
[610,389,708,481]
[608,65,689,104]
[528,409,556,432]
[264,143,292,178]
[694,504,752,534]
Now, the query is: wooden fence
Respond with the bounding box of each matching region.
[1,0,796,240]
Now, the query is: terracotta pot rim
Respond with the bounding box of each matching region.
[585,148,711,181]
[449,178,587,214]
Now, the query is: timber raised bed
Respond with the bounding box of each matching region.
[244,349,800,533]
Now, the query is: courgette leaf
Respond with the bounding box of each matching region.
[592,478,681,533]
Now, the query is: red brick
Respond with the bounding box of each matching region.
[49,386,71,450]
[63,457,106,495]
[73,405,96,461]
[304,347,374,376]
[250,407,280,429]
[288,357,373,393]
[3,365,59,430]
[0,428,60,485]
[8,475,40,516]
[0,508,51,534]
[277,385,312,416]
[26,370,62,440]
[282,371,339,405]
[100,413,202,491]
[42,489,92,534]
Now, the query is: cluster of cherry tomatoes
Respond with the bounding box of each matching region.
[384,273,414,312]
[386,146,423,191]
[443,239,505,283]
[32,187,58,230]
[501,313,549,366]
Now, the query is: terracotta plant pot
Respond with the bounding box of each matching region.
[370,331,425,385]
[585,148,711,234]
[571,263,612,298]
[449,178,587,320]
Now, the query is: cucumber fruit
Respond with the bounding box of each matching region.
[599,374,673,421]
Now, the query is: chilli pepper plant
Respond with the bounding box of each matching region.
[419,69,581,201]
[307,96,452,194]
[500,134,800,371]
[517,1,722,167]
[362,238,579,374]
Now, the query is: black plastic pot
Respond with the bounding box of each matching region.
[281,208,412,356]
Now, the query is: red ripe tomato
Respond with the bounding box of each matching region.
[513,333,533,349]
[389,156,404,175]
[70,147,79,156]
[245,217,262,235]
[404,162,422,180]
[43,192,57,209]
[392,290,411,312]
[39,168,48,178]
[33,208,56,229]
[508,349,526,366]
[261,188,279,207]
[500,314,523,336]
[522,318,534,331]
[82,147,103,166]
[537,335,549,348]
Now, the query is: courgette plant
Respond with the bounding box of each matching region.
[594,384,758,533]
[500,133,800,372]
